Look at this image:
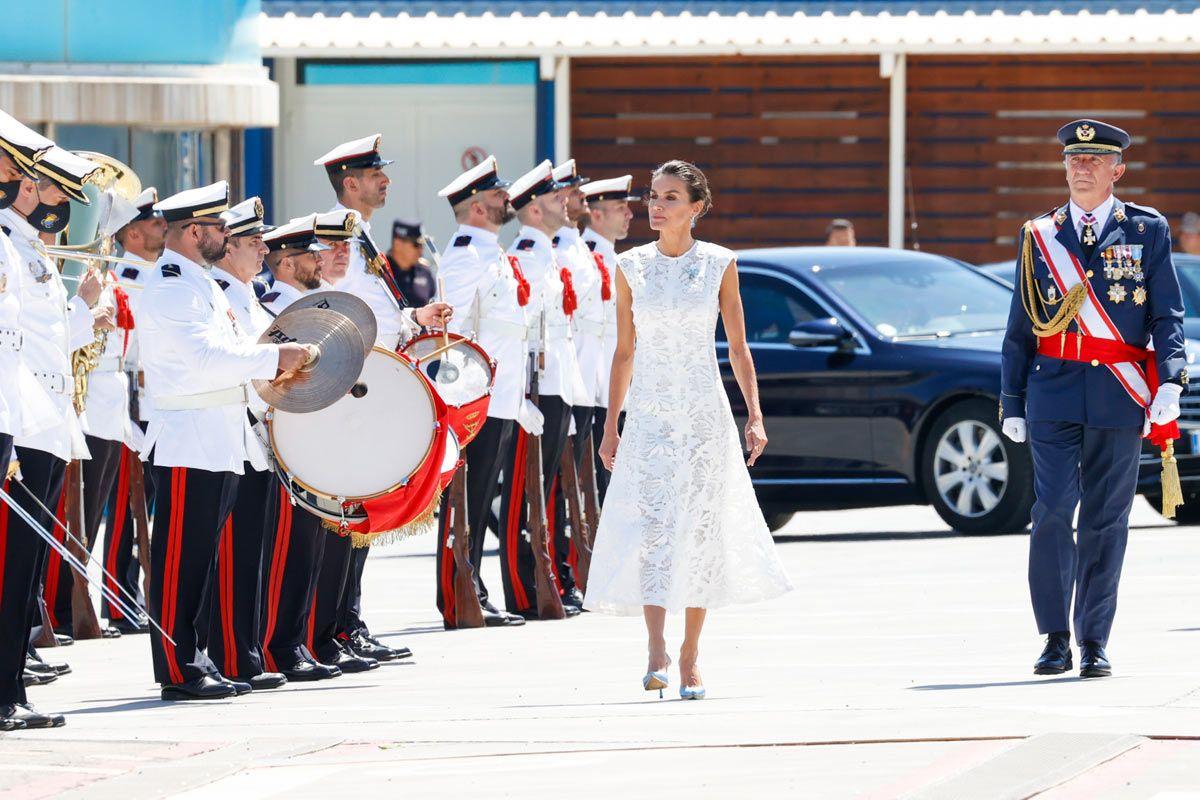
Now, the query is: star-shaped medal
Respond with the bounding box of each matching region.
[1133,286,1147,306]
[1108,283,1127,304]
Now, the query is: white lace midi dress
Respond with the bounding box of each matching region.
[584,240,793,615]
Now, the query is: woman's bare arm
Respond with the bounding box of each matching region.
[717,259,767,466]
[598,268,636,470]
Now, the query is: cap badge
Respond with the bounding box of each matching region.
[1076,124,1096,142]
[254,198,264,219]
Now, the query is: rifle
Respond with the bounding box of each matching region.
[559,438,592,595]
[449,464,485,628]
[63,460,104,639]
[525,309,566,620]
[576,429,602,592]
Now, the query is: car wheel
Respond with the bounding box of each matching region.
[922,399,1034,535]
[764,512,793,533]
[1144,490,1200,524]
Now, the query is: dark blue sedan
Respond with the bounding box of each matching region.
[717,247,1032,534]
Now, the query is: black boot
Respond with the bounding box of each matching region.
[1079,642,1112,678]
[1034,631,1072,675]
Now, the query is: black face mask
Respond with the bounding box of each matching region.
[0,179,20,210]
[27,200,70,234]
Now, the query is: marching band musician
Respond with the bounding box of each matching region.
[551,159,600,609]
[305,208,406,665]
[580,175,636,501]
[313,134,452,662]
[259,215,378,679]
[1001,120,1188,679]
[138,181,310,701]
[97,187,165,634]
[0,141,106,729]
[499,160,586,620]
[204,197,288,690]
[433,156,528,630]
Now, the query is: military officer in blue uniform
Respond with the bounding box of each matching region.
[1001,119,1187,679]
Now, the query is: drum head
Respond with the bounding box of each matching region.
[441,428,460,474]
[404,334,494,408]
[271,348,437,500]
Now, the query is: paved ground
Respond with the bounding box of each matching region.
[5,499,1200,799]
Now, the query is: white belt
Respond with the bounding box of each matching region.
[34,371,72,396]
[0,326,21,352]
[478,318,528,342]
[574,318,605,338]
[155,385,247,411]
[537,322,573,342]
[95,355,125,373]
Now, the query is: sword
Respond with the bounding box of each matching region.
[8,478,175,643]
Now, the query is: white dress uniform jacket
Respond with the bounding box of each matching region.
[80,273,144,449]
[581,228,619,409]
[508,226,587,405]
[1,207,93,461]
[110,261,153,423]
[556,226,604,407]
[439,224,528,420]
[139,249,280,474]
[259,278,304,318]
[0,227,56,441]
[213,265,277,423]
[327,202,418,351]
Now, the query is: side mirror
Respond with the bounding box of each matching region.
[789,318,853,350]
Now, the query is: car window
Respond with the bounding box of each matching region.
[1175,256,1200,318]
[716,272,823,343]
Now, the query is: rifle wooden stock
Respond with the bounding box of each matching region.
[64,460,103,639]
[127,447,152,609]
[559,439,592,594]
[580,429,601,542]
[449,465,485,628]
[524,346,565,620]
[32,599,58,648]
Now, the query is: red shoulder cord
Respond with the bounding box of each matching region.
[592,253,612,301]
[112,284,135,357]
[559,267,578,317]
[506,255,531,306]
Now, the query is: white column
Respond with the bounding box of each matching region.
[554,56,571,163]
[883,52,907,250]
[272,57,298,222]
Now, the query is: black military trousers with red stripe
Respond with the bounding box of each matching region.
[497,395,571,616]
[341,546,370,637]
[436,415,515,628]
[207,466,278,679]
[148,465,238,686]
[101,441,153,622]
[44,435,125,630]
[1,445,66,705]
[312,532,353,661]
[592,408,618,503]
[261,494,325,671]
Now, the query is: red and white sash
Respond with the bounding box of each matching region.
[1028,214,1150,409]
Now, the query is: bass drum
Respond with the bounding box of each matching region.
[401,332,495,446]
[269,347,442,531]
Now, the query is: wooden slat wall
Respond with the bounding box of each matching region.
[571,57,889,249]
[906,55,1200,263]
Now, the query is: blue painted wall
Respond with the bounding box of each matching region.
[2,0,262,65]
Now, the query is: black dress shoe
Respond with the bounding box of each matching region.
[348,632,408,662]
[23,660,57,686]
[224,679,253,696]
[562,588,585,609]
[322,644,379,674]
[1080,642,1112,678]
[110,618,150,635]
[280,659,341,682]
[1034,632,1073,675]
[161,675,236,701]
[563,604,582,618]
[6,703,65,729]
[53,633,74,647]
[0,706,26,731]
[248,672,288,690]
[482,609,526,627]
[515,605,582,621]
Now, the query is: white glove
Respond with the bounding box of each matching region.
[1002,417,1027,443]
[1149,382,1183,426]
[517,399,545,436]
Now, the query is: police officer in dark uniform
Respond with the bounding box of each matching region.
[1001,119,1187,679]
[386,218,436,306]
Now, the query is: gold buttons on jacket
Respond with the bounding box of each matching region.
[1086,270,1094,278]
[1091,359,1100,367]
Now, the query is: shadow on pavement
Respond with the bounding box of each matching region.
[910,676,1110,690]
[774,530,976,544]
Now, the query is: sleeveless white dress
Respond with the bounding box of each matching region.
[584,240,793,616]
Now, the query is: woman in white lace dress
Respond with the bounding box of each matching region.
[587,160,792,699]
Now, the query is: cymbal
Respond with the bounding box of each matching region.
[274,290,377,356]
[252,308,366,413]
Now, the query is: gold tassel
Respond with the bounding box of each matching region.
[347,489,445,549]
[5,458,18,481]
[1161,442,1184,520]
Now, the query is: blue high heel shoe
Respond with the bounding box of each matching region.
[679,685,706,700]
[642,656,671,699]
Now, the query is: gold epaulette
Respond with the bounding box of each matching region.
[1019,220,1087,340]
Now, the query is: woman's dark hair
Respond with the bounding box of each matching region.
[651,159,713,221]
